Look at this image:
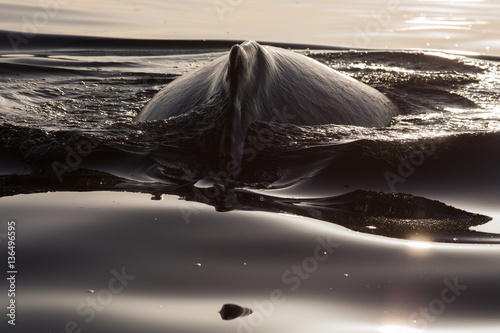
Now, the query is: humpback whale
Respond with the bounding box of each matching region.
[136,40,398,175]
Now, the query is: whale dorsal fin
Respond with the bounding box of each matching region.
[226,44,249,98]
[218,43,253,177]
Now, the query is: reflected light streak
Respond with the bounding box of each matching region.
[398,25,471,31]
[407,240,432,249]
[406,239,433,257]
[407,17,487,27]
[379,325,422,333]
[416,0,485,2]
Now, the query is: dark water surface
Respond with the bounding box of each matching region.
[1,31,500,332]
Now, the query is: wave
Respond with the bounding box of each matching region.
[1,31,499,241]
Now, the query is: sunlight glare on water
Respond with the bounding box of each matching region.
[378,325,422,333]
[0,0,498,54]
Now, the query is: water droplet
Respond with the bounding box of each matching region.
[343,273,349,277]
[194,263,202,267]
[87,289,95,294]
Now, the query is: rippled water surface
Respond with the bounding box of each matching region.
[0,1,500,333]
[1,0,500,53]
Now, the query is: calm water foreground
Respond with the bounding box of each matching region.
[1,191,500,333]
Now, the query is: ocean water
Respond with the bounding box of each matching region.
[1,1,500,333]
[1,0,500,54]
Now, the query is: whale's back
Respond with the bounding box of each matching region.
[135,56,228,122]
[136,41,397,128]
[242,44,397,127]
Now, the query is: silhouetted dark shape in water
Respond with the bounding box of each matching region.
[219,303,253,320]
[135,40,398,174]
[0,169,494,242]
